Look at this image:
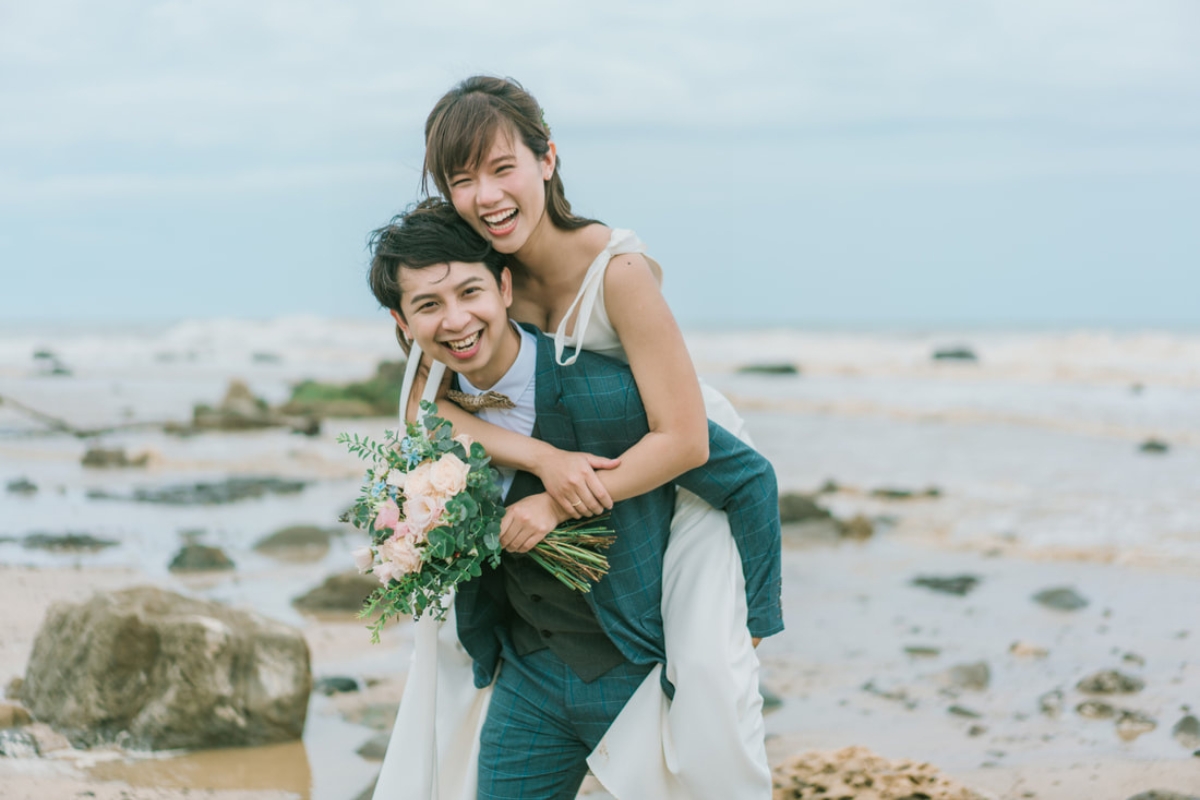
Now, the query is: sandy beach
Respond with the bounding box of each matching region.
[2,320,1198,800]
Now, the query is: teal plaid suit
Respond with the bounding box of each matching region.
[455,324,783,691]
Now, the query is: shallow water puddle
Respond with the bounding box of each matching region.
[87,740,313,797]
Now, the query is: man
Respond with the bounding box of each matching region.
[369,200,782,799]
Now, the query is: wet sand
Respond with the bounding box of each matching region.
[3,535,1198,799]
[3,321,1200,799]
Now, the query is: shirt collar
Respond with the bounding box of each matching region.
[458,321,537,399]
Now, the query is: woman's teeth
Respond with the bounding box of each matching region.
[446,331,481,353]
[483,209,517,229]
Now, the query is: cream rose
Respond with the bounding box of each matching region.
[380,534,422,575]
[404,461,434,498]
[404,493,444,533]
[351,546,375,572]
[429,453,470,498]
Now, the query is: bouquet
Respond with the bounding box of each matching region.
[338,401,616,641]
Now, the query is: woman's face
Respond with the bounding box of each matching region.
[446,128,555,255]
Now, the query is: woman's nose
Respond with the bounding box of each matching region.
[476,175,503,207]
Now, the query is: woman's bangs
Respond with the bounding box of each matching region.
[426,99,505,193]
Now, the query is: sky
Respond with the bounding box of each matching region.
[1,0,1198,328]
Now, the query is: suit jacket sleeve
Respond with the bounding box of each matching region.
[669,419,784,638]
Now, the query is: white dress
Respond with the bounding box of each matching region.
[373,229,772,800]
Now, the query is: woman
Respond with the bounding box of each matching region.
[376,76,777,800]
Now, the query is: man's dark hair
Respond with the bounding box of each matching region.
[368,198,507,316]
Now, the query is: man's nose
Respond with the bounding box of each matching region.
[442,300,472,331]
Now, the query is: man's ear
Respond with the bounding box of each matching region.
[388,308,410,341]
[499,267,513,308]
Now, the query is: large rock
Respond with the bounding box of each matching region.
[19,586,311,750]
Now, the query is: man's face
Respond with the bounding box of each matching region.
[392,261,518,389]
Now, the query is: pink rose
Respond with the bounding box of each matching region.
[380,534,422,575]
[393,520,424,544]
[429,453,470,498]
[404,493,444,533]
[405,461,434,498]
[374,499,400,531]
[351,546,375,572]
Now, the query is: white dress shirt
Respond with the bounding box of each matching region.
[456,322,538,497]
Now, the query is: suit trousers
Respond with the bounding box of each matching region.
[478,636,653,800]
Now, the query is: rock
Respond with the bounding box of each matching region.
[168,544,235,572]
[90,476,307,505]
[22,532,119,552]
[315,676,359,696]
[932,346,978,362]
[5,477,37,495]
[737,363,800,376]
[340,702,398,731]
[5,677,23,699]
[18,586,310,750]
[947,661,991,692]
[281,361,406,418]
[24,722,71,754]
[967,724,987,737]
[1038,689,1064,717]
[778,492,831,523]
[293,571,379,613]
[1116,710,1157,741]
[911,574,980,597]
[1125,792,1200,800]
[840,514,874,541]
[870,486,941,500]
[1032,586,1089,611]
[1077,670,1145,694]
[193,380,274,431]
[1076,700,1117,719]
[356,732,391,760]
[759,684,783,713]
[351,778,379,800]
[1172,714,1200,749]
[0,728,39,757]
[0,702,32,728]
[1122,651,1146,667]
[771,745,988,800]
[1139,439,1170,454]
[904,645,941,658]
[1009,641,1049,659]
[81,447,150,468]
[253,525,334,562]
[948,705,983,718]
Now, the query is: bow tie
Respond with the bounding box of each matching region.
[445,389,516,413]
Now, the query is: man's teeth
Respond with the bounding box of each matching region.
[446,331,481,352]
[483,209,516,226]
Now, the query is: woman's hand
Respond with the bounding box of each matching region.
[500,493,570,553]
[533,450,620,519]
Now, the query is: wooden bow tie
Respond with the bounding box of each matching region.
[445,389,516,413]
